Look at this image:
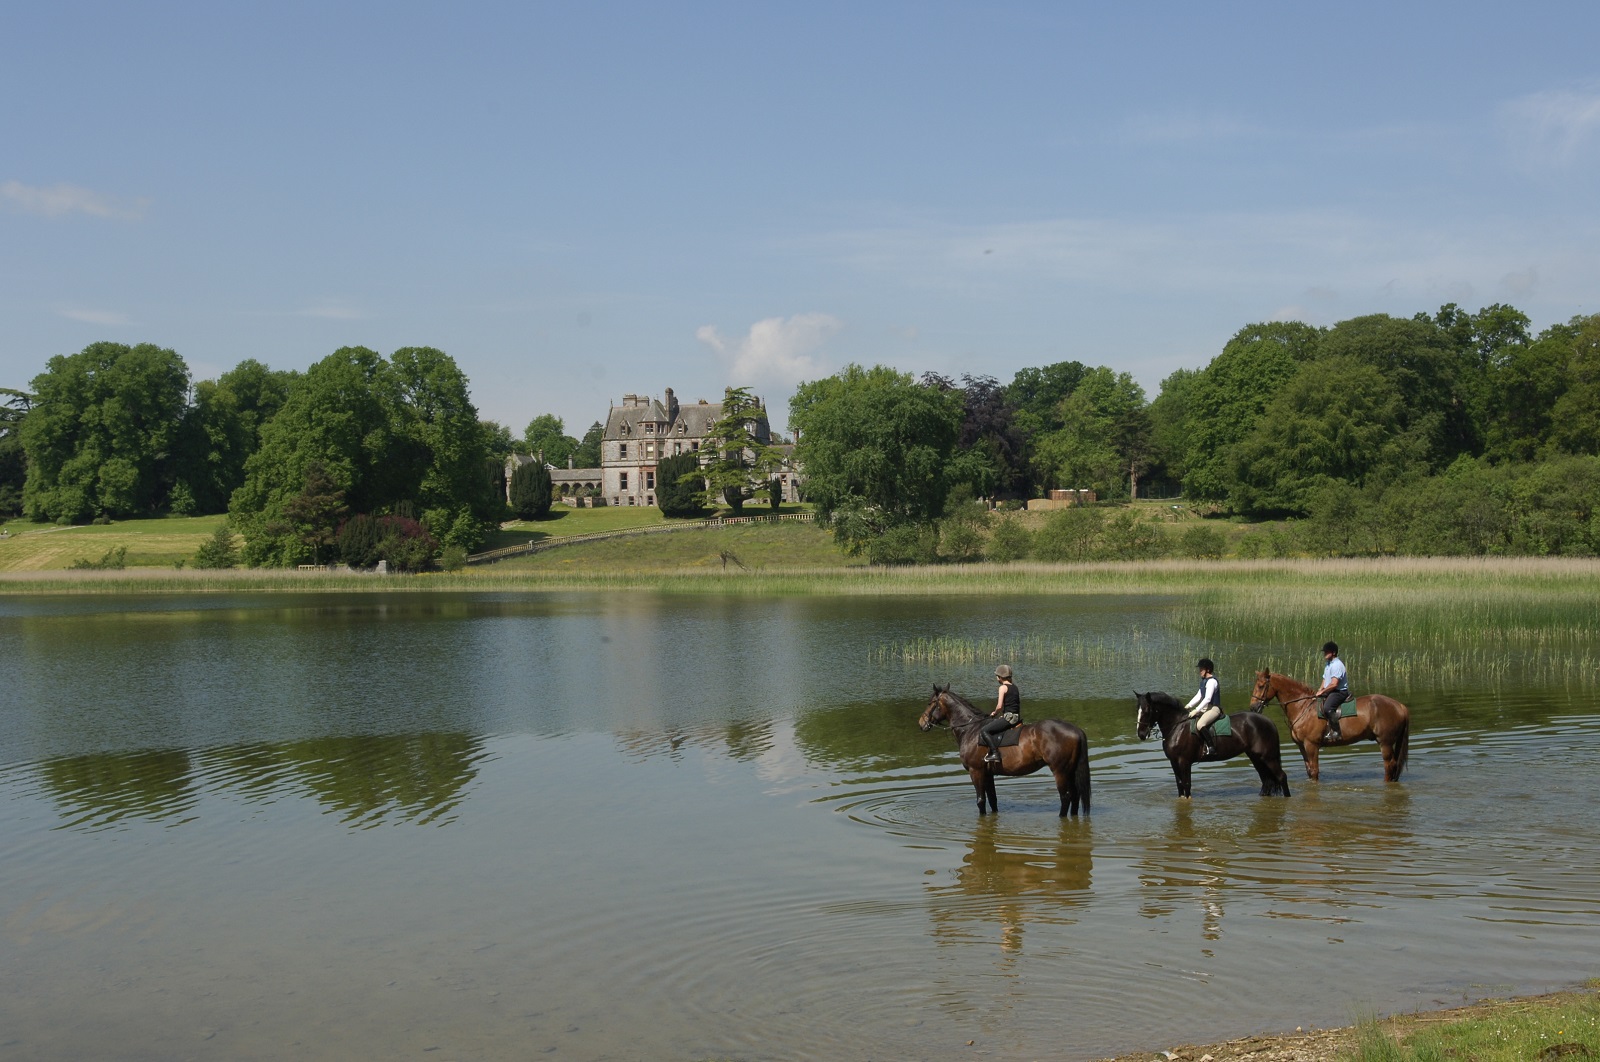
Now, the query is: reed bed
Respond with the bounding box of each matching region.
[11,555,1600,598]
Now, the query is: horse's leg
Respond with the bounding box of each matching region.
[1246,750,1274,796]
[1051,761,1075,817]
[968,767,989,814]
[1303,742,1321,782]
[985,770,999,814]
[1177,756,1193,799]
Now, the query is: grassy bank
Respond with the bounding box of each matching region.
[1098,983,1600,1062]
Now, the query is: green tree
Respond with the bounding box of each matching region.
[1550,315,1600,456]
[1030,367,1147,497]
[0,387,30,518]
[656,450,704,517]
[1319,313,1472,465]
[789,364,961,553]
[275,462,349,565]
[508,460,553,520]
[698,387,781,513]
[174,359,295,515]
[21,342,191,521]
[572,421,604,468]
[230,346,493,564]
[1182,321,1323,503]
[1227,357,1408,515]
[522,413,578,467]
[1146,367,1199,490]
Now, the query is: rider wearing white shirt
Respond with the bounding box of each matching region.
[1313,641,1350,742]
[1184,658,1222,754]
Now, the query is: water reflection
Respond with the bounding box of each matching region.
[615,719,778,763]
[24,733,489,830]
[927,817,1094,956]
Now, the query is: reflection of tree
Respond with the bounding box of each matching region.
[249,734,485,826]
[927,817,1094,958]
[37,749,198,830]
[792,699,939,773]
[35,735,486,831]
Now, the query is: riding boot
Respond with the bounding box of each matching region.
[984,741,1000,766]
[1322,713,1341,743]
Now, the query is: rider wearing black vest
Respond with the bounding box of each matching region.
[982,664,1022,766]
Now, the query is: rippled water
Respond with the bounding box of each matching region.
[1,592,1597,1060]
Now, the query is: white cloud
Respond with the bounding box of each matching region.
[1498,88,1600,168]
[55,306,132,326]
[696,312,842,391]
[2,180,147,220]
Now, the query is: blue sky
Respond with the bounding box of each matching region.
[4,1,1597,435]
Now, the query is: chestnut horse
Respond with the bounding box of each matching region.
[1248,670,1410,782]
[918,686,1091,816]
[1134,691,1291,799]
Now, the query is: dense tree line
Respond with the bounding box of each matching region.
[792,303,1600,559]
[12,341,502,565]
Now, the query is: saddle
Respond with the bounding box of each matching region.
[1188,714,1233,739]
[1321,698,1357,719]
[985,726,1024,749]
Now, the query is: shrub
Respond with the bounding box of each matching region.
[1101,510,1171,560]
[867,523,939,566]
[69,545,127,570]
[1177,524,1227,560]
[940,521,986,563]
[375,514,438,573]
[438,544,468,571]
[986,516,1033,562]
[1033,506,1104,562]
[337,513,383,568]
[193,522,240,569]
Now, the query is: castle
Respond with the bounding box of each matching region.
[507,387,800,509]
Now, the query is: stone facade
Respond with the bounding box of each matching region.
[505,387,802,510]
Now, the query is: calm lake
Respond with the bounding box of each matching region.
[2,591,1597,1061]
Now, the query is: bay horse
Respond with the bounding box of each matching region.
[918,686,1090,817]
[1134,691,1290,799]
[1248,670,1410,782]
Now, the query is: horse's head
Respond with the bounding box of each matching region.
[1248,669,1276,712]
[1134,691,1157,741]
[919,684,951,732]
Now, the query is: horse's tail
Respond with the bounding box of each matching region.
[1075,732,1091,814]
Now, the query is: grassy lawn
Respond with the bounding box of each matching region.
[1347,984,1600,1062]
[0,514,229,572]
[489,520,859,573]
[483,502,813,551]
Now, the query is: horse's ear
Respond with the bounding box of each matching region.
[941,683,951,693]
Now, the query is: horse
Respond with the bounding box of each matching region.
[1133,691,1291,799]
[1248,670,1410,782]
[917,685,1090,817]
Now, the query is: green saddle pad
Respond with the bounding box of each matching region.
[1340,701,1356,718]
[1189,714,1233,738]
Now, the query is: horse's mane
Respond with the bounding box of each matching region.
[941,687,982,714]
[1143,690,1184,710]
[1262,670,1313,694]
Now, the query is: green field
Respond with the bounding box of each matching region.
[0,513,230,572]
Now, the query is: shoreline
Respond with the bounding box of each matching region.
[1093,984,1600,1061]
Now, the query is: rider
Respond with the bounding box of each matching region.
[1312,641,1349,742]
[1184,658,1223,755]
[982,664,1022,766]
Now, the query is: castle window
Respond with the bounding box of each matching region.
[646,471,655,490]
[619,443,628,459]
[645,423,654,434]
[619,472,629,491]
[678,423,686,434]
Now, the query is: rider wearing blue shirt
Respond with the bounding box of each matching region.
[1313,641,1349,742]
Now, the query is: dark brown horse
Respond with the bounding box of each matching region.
[1248,670,1410,782]
[1134,691,1291,799]
[918,686,1090,816]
